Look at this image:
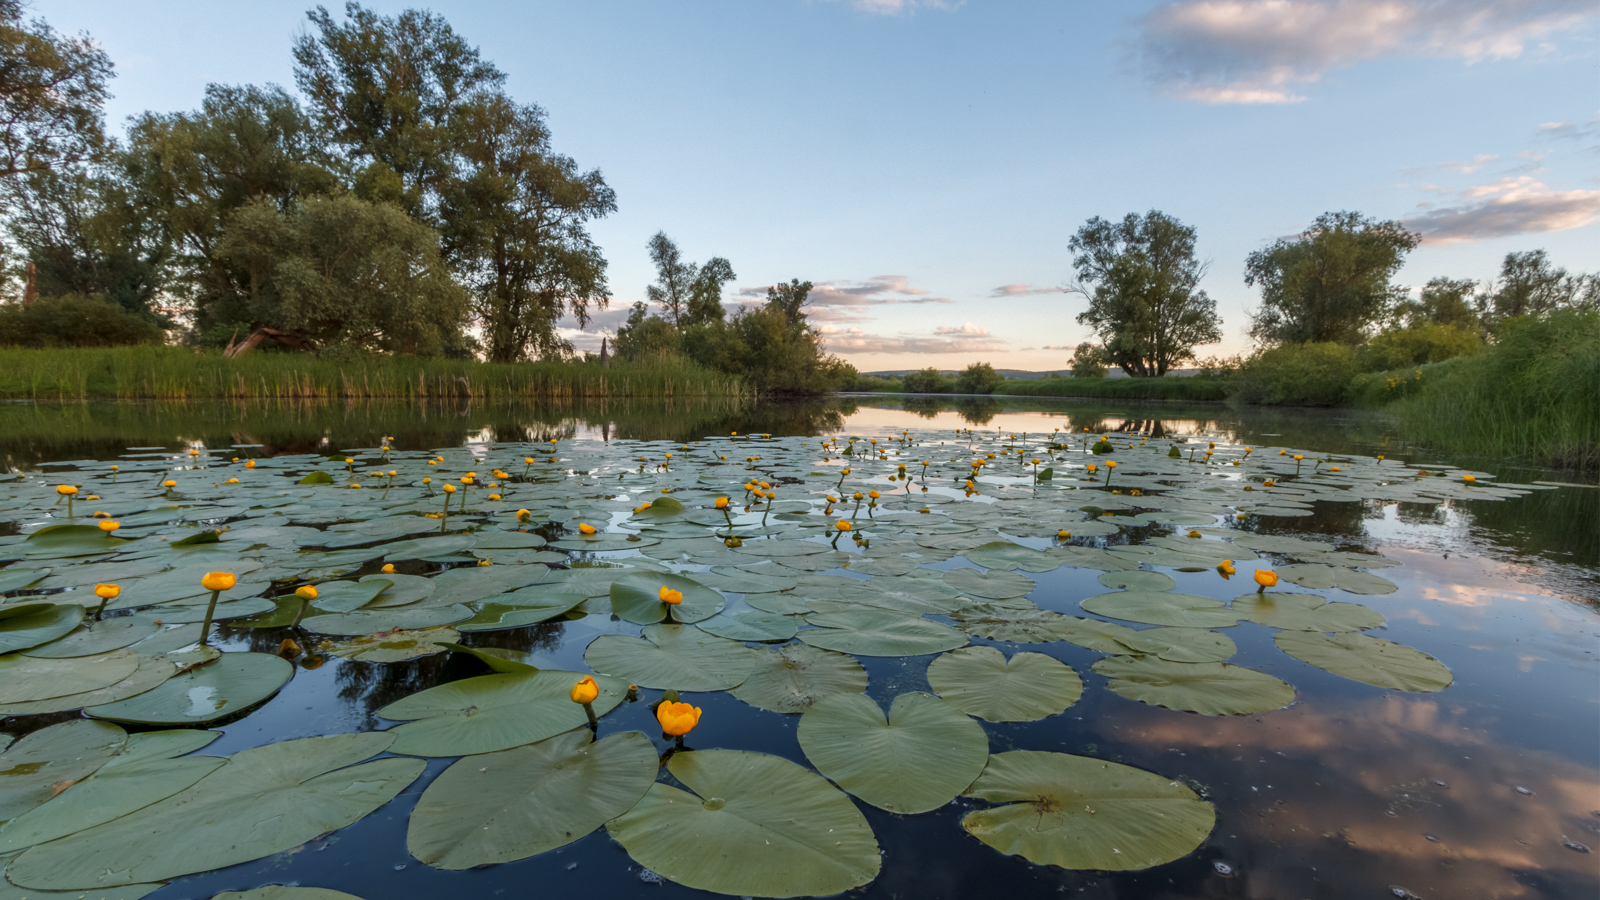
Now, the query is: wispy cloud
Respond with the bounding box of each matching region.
[934,322,989,336]
[1134,0,1596,105]
[738,275,950,323]
[829,0,962,14]
[818,323,1007,355]
[989,283,1063,297]
[1404,175,1600,244]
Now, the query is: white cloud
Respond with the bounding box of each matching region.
[817,322,1007,355]
[1135,0,1596,104]
[737,275,950,324]
[934,322,990,336]
[989,283,1063,297]
[1404,176,1600,244]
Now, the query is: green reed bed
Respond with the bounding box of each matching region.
[992,376,1229,402]
[0,347,746,401]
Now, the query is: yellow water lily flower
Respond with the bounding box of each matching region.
[94,583,120,600]
[579,523,597,535]
[201,572,236,592]
[295,585,319,601]
[98,520,120,532]
[570,676,599,705]
[656,700,701,736]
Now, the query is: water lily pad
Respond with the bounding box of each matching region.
[22,525,128,560]
[6,732,423,890]
[609,572,725,625]
[378,669,627,757]
[961,750,1215,870]
[798,692,988,813]
[926,646,1082,721]
[85,652,293,724]
[733,539,830,558]
[321,627,459,663]
[0,603,83,654]
[731,643,868,714]
[964,542,1062,573]
[1096,571,1178,592]
[0,720,126,827]
[1080,592,1240,628]
[951,604,1080,644]
[22,616,159,658]
[299,604,473,636]
[742,592,811,616]
[308,579,392,614]
[1274,632,1452,692]
[1273,564,1398,595]
[942,568,1035,599]
[0,567,49,594]
[407,729,657,869]
[0,652,177,716]
[1118,627,1237,663]
[584,624,756,691]
[1091,656,1295,715]
[698,608,799,642]
[0,733,225,852]
[1233,592,1385,632]
[606,749,880,897]
[797,608,967,657]
[213,888,365,900]
[0,649,139,703]
[698,566,799,594]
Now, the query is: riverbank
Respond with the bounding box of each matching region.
[0,346,746,400]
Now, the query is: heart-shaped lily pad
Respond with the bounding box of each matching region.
[1274,631,1452,691]
[85,652,293,725]
[407,729,657,868]
[731,643,868,714]
[1233,592,1385,632]
[0,719,126,827]
[1080,592,1240,628]
[926,646,1082,721]
[584,624,756,691]
[21,615,159,658]
[697,608,799,642]
[1096,570,1178,592]
[0,603,83,654]
[961,750,1215,870]
[1091,656,1295,715]
[963,542,1062,573]
[1272,564,1398,595]
[0,649,139,703]
[321,627,459,663]
[1117,627,1237,663]
[942,568,1035,599]
[797,608,967,657]
[606,749,880,897]
[609,572,725,625]
[798,691,988,813]
[377,669,627,757]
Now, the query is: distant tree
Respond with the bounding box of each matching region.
[1069,342,1108,377]
[1068,210,1221,376]
[1394,277,1479,330]
[687,256,735,326]
[1245,211,1419,345]
[765,279,813,326]
[293,2,504,222]
[955,362,1003,394]
[217,194,468,353]
[902,367,947,394]
[0,1,113,182]
[641,232,736,330]
[440,93,614,362]
[1477,250,1597,331]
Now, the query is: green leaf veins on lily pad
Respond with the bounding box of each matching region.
[798,692,988,813]
[1092,656,1296,716]
[1274,631,1452,692]
[730,643,868,714]
[6,732,423,890]
[941,567,1035,599]
[961,750,1215,870]
[407,729,657,869]
[378,669,627,757]
[584,624,756,691]
[926,646,1082,722]
[85,652,293,725]
[606,749,880,898]
[0,603,83,654]
[609,571,725,625]
[0,719,127,827]
[797,608,967,657]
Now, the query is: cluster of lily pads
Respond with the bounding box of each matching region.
[0,426,1563,898]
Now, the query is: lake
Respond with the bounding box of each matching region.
[0,396,1595,900]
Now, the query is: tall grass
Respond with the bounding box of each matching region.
[0,347,747,400]
[992,376,1228,402]
[1350,309,1600,470]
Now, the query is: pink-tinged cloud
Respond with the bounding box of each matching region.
[1405,177,1600,245]
[817,323,1008,355]
[1136,0,1596,105]
[989,283,1063,297]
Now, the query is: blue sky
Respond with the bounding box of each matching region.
[36,0,1600,368]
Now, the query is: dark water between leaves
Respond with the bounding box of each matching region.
[1,396,1596,900]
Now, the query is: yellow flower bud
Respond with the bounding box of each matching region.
[295,585,319,601]
[93,583,120,600]
[570,676,599,704]
[201,571,236,592]
[659,586,684,605]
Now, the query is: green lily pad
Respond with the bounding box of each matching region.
[0,603,83,654]
[697,608,799,642]
[22,525,128,560]
[1273,564,1398,595]
[308,579,393,614]
[1274,632,1452,692]
[321,627,460,663]
[6,733,423,890]
[0,720,126,827]
[22,616,160,658]
[437,642,539,674]
[85,652,293,724]
[743,592,810,616]
[1233,592,1385,632]
[942,568,1035,599]
[1118,627,1238,663]
[952,604,1087,644]
[606,749,880,897]
[0,653,177,716]
[609,572,725,625]
[378,669,627,757]
[798,691,987,813]
[697,566,799,594]
[797,608,967,657]
[1080,592,1240,628]
[299,604,472,636]
[964,542,1062,573]
[407,729,657,869]
[584,624,756,691]
[926,646,1082,721]
[0,649,139,703]
[1091,656,1296,715]
[1096,570,1178,592]
[213,888,366,900]
[731,643,868,714]
[0,567,50,594]
[961,750,1215,870]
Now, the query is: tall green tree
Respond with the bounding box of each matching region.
[1392,276,1479,330]
[765,279,813,327]
[440,93,615,361]
[1478,250,1597,331]
[0,1,113,181]
[217,194,467,352]
[1245,211,1419,345]
[1067,210,1221,376]
[644,232,735,328]
[293,2,504,222]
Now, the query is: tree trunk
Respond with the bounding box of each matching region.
[223,327,319,358]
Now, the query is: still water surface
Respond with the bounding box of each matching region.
[1,396,1595,900]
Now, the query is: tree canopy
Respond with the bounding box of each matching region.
[1068,211,1221,376]
[1245,211,1419,345]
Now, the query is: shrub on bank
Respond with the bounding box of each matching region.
[1229,342,1359,406]
[0,295,166,348]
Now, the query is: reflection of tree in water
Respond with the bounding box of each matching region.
[953,397,1002,425]
[1395,501,1446,526]
[902,398,944,419]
